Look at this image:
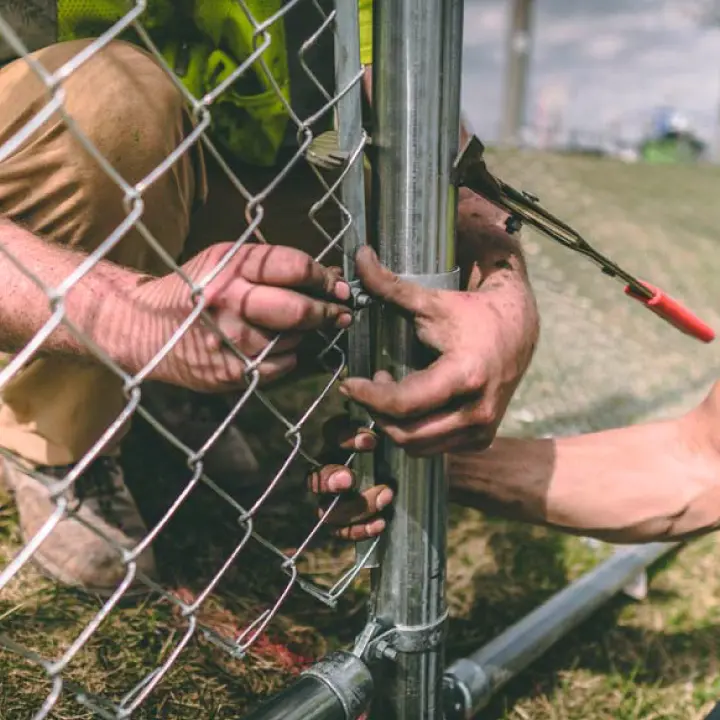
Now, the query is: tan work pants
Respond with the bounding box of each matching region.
[0,39,341,466]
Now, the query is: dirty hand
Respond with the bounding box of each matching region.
[127,242,352,392]
[308,417,390,540]
[338,246,535,455]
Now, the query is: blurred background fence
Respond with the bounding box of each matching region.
[496,146,720,437]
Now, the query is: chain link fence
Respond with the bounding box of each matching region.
[0,1,375,717]
[1,1,720,719]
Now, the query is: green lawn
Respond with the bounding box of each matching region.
[2,150,720,718]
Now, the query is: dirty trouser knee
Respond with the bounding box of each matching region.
[0,39,206,466]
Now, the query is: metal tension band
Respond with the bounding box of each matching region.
[397,267,461,292]
[367,610,450,660]
[349,267,461,310]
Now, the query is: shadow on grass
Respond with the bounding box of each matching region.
[479,603,720,719]
[119,411,720,718]
[2,397,715,718]
[446,520,570,656]
[454,539,720,719]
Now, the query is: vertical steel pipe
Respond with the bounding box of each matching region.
[334,0,378,571]
[367,1,463,717]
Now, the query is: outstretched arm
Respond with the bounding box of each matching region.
[449,390,720,543]
[311,382,720,544]
[0,219,351,391]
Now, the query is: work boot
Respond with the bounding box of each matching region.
[1,456,157,596]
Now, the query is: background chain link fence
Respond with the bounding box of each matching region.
[0,1,372,717]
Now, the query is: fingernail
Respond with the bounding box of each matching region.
[368,518,386,535]
[376,488,393,510]
[335,281,351,301]
[355,432,376,451]
[338,384,349,397]
[328,470,352,492]
[336,313,353,329]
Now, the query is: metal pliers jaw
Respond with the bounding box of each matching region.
[452,136,715,344]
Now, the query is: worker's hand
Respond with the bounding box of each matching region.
[308,417,391,540]
[128,242,351,392]
[338,246,535,455]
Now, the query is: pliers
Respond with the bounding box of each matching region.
[453,135,715,343]
[306,130,715,343]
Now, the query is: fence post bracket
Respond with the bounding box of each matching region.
[365,610,450,662]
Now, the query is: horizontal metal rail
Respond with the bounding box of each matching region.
[443,542,678,719]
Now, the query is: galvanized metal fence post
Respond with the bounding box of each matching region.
[334,0,380,574]
[364,1,463,718]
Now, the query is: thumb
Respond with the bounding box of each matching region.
[354,246,433,315]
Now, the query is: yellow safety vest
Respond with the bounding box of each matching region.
[56,0,373,167]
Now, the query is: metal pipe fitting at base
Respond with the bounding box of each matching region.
[243,651,373,720]
[443,542,678,719]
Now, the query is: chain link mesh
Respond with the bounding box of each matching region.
[0,2,373,717]
[1,1,720,718]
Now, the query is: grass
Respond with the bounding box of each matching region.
[2,149,720,718]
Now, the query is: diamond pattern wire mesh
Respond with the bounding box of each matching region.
[3,2,720,718]
[0,1,372,717]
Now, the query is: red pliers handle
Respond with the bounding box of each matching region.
[625,281,715,343]
[453,136,715,344]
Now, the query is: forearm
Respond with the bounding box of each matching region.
[456,189,528,286]
[454,192,539,372]
[449,417,720,543]
[454,117,538,350]
[0,219,149,370]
